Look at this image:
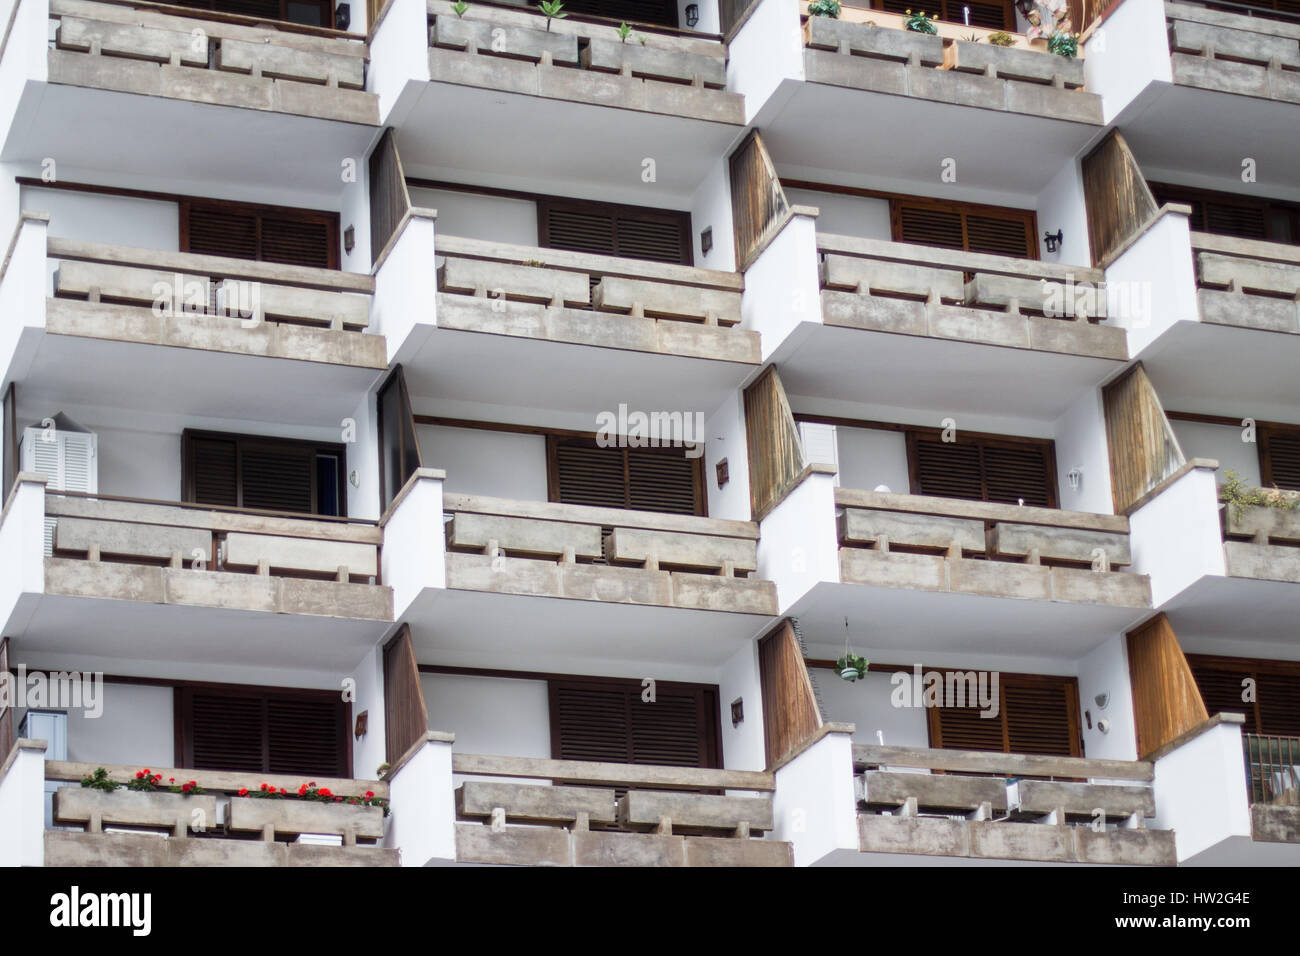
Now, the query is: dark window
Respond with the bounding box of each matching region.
[1189,656,1300,737]
[182,430,347,516]
[180,199,339,269]
[173,0,333,27]
[871,0,1014,31]
[891,197,1038,258]
[177,685,350,776]
[1258,425,1300,491]
[548,677,721,767]
[538,198,692,265]
[547,437,705,515]
[928,673,1082,756]
[535,0,679,27]
[908,431,1058,508]
[1149,182,1300,246]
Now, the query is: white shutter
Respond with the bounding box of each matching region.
[798,422,839,487]
[21,426,98,556]
[58,433,96,493]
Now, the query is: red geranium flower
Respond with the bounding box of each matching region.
[319,788,332,798]
[135,771,144,779]
[260,783,269,791]
[238,788,249,797]
[279,788,287,795]
[365,791,374,799]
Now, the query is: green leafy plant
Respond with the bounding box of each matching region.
[903,9,938,34]
[1048,31,1077,57]
[125,768,204,795]
[988,31,1015,46]
[960,32,981,42]
[1221,469,1300,522]
[836,653,870,683]
[617,21,632,42]
[451,0,468,17]
[808,0,842,17]
[80,767,119,793]
[538,0,565,31]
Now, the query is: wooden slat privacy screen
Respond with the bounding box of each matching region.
[729,130,790,270]
[1189,655,1300,737]
[1081,130,1159,266]
[720,0,757,32]
[908,433,1058,507]
[369,128,411,265]
[1102,363,1186,514]
[1065,0,1114,37]
[549,677,721,767]
[744,366,806,520]
[928,673,1082,757]
[0,639,12,760]
[1126,614,1209,759]
[377,366,422,513]
[383,625,430,765]
[547,437,705,516]
[177,684,350,777]
[758,620,822,767]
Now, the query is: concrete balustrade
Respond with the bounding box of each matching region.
[1167,1,1300,103]
[1193,235,1300,334]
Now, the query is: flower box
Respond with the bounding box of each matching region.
[227,798,384,841]
[54,786,218,833]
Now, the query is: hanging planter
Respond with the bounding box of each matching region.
[836,653,869,682]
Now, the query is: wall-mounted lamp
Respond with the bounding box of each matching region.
[700,226,713,256]
[349,469,360,489]
[686,3,700,27]
[730,697,744,727]
[1066,466,1083,491]
[1094,692,1110,710]
[715,457,729,488]
[1043,230,1064,254]
[344,225,355,255]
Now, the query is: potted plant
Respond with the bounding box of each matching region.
[539,0,565,31]
[808,0,842,17]
[57,767,216,831]
[988,31,1016,46]
[837,652,870,682]
[230,781,387,839]
[903,9,938,34]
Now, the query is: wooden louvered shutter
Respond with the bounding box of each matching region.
[1256,673,1300,737]
[875,0,1012,28]
[549,678,720,767]
[1190,660,1256,733]
[893,199,1036,259]
[929,674,1082,756]
[1260,426,1300,491]
[182,200,338,268]
[909,433,1057,507]
[239,441,314,514]
[180,686,348,776]
[549,438,704,516]
[539,199,690,265]
[186,435,239,507]
[540,0,679,26]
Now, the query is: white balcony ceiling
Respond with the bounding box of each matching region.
[1165,575,1300,655]
[2,82,377,202]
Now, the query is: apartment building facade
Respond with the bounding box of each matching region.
[0,0,1295,868]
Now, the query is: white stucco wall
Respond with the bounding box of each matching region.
[418,424,548,501]
[1172,421,1260,486]
[409,187,539,246]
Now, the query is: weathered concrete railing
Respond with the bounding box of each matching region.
[47,0,379,123]
[817,233,1126,359]
[1220,491,1300,582]
[1167,0,1300,103]
[450,753,791,866]
[426,0,743,123]
[802,14,1101,123]
[441,492,778,614]
[43,759,396,866]
[853,744,1176,865]
[835,488,1150,606]
[1192,232,1300,334]
[434,234,757,362]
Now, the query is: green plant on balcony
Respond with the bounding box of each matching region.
[451,0,469,17]
[1024,0,1075,56]
[836,653,870,683]
[1221,469,1300,521]
[126,768,205,795]
[617,21,633,41]
[808,0,842,17]
[79,767,119,793]
[1048,31,1078,57]
[238,781,390,816]
[903,9,938,34]
[539,0,566,31]
[988,31,1016,46]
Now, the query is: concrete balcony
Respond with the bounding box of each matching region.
[46,0,378,123]
[1193,232,1300,335]
[426,1,743,124]
[1167,1,1300,104]
[36,756,396,867]
[450,754,791,867]
[836,488,1150,609]
[375,214,759,415]
[803,14,1101,124]
[1220,490,1300,584]
[0,476,393,671]
[852,744,1177,865]
[0,213,384,426]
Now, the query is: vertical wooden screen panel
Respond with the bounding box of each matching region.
[383,625,429,764]
[720,0,757,33]
[377,365,422,513]
[1126,614,1209,759]
[743,366,806,520]
[1082,130,1158,266]
[729,130,789,269]
[757,620,822,767]
[369,128,411,265]
[1102,363,1186,514]
[0,639,12,759]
